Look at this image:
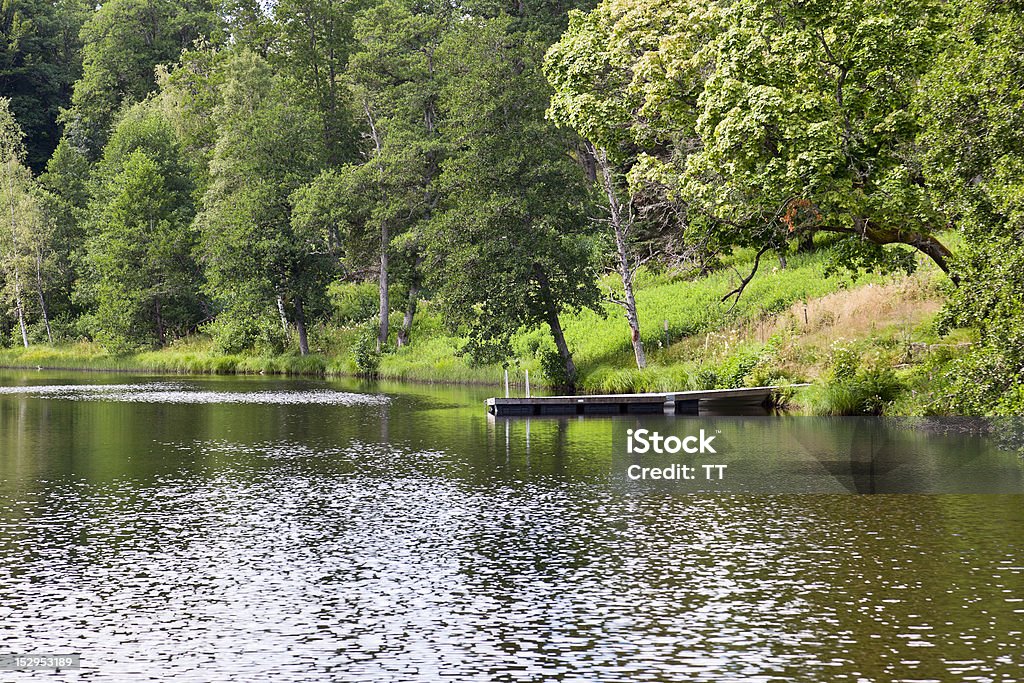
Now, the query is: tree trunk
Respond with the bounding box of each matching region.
[577,140,598,183]
[13,283,28,348]
[592,144,646,369]
[155,299,165,346]
[294,294,310,356]
[397,253,423,348]
[377,220,389,353]
[535,266,577,392]
[363,100,390,354]
[5,159,28,348]
[396,288,418,348]
[276,294,290,335]
[34,250,52,344]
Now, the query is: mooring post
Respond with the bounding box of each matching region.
[525,369,530,398]
[504,368,510,398]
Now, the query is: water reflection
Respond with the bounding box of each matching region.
[0,372,1021,682]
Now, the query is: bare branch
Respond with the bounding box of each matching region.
[721,242,772,310]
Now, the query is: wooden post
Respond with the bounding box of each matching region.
[525,369,530,398]
[663,319,669,348]
[504,368,510,398]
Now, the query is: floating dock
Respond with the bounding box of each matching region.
[486,386,804,416]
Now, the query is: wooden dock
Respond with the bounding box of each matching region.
[486,386,803,416]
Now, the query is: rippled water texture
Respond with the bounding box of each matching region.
[1,373,1022,682]
[0,382,390,405]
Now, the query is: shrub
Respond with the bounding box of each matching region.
[715,348,761,388]
[828,343,860,381]
[806,366,905,415]
[539,349,573,391]
[351,326,381,377]
[328,281,380,325]
[692,367,719,390]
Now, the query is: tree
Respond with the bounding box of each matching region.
[61,0,223,158]
[79,104,203,351]
[429,15,599,389]
[545,0,956,300]
[0,99,57,345]
[461,0,596,42]
[0,98,32,346]
[0,0,90,170]
[272,0,356,166]
[343,0,449,351]
[546,8,654,369]
[197,50,326,355]
[36,138,90,327]
[915,0,1024,414]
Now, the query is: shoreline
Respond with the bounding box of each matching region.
[0,358,508,388]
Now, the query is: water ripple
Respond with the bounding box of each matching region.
[0,382,390,405]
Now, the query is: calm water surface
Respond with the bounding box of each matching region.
[0,371,1022,682]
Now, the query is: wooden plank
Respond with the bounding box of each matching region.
[485,385,806,416]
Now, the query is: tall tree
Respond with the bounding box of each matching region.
[272,0,356,166]
[343,0,448,351]
[61,0,223,158]
[546,9,652,369]
[429,15,599,389]
[79,103,203,351]
[916,0,1024,414]
[545,0,956,297]
[36,137,91,325]
[0,98,56,346]
[197,50,326,355]
[0,0,90,170]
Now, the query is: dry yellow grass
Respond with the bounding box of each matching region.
[666,273,946,379]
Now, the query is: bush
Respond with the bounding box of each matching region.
[539,349,573,391]
[715,348,760,388]
[328,281,383,325]
[828,343,860,381]
[351,326,381,377]
[806,366,905,415]
[206,311,287,355]
[692,367,719,390]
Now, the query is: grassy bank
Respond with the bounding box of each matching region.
[0,243,973,414]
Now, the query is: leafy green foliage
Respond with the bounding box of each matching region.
[62,0,223,157]
[327,281,380,325]
[197,50,327,354]
[0,98,60,345]
[546,0,955,276]
[351,322,381,376]
[79,105,202,351]
[272,0,356,166]
[806,367,905,416]
[0,0,90,170]
[428,15,599,379]
[915,0,1024,414]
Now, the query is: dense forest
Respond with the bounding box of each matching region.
[0,0,1022,413]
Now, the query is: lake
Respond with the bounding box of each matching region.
[1,370,1022,681]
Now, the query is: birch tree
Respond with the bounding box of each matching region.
[0,99,33,346]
